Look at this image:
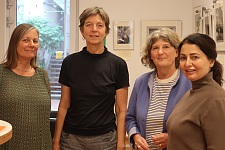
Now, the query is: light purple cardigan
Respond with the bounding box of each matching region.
[126,69,191,148]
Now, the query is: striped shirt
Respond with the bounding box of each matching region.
[146,69,179,150]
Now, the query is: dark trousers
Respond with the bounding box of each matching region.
[60,130,117,150]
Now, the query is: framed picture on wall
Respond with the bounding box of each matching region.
[113,21,134,50]
[141,20,182,46]
[202,6,212,37]
[193,5,203,33]
[212,1,225,51]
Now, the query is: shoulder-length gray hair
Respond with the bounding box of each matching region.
[141,28,181,69]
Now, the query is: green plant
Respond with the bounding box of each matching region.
[23,17,64,69]
[37,58,46,69]
[26,17,64,54]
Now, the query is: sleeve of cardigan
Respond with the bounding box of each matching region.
[201,98,225,149]
[125,78,141,148]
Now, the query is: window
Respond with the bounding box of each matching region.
[16,0,71,111]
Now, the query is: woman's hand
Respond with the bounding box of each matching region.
[133,134,149,150]
[152,133,168,149]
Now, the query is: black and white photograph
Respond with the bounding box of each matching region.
[212,1,225,51]
[114,21,134,50]
[147,26,177,37]
[215,6,224,42]
[193,5,202,33]
[117,26,130,44]
[141,20,182,46]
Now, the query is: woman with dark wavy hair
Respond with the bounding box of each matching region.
[167,33,225,150]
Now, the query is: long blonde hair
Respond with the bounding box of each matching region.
[2,23,39,69]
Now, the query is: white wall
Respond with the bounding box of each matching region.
[77,0,193,96]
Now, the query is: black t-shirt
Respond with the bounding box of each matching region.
[59,47,129,136]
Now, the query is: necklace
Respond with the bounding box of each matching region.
[15,66,33,72]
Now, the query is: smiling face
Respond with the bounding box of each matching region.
[80,14,108,47]
[150,39,178,69]
[17,29,39,61]
[179,43,215,81]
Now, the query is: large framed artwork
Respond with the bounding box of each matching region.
[193,5,203,33]
[141,20,182,46]
[113,21,134,50]
[193,0,225,51]
[212,0,225,51]
[202,6,212,37]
